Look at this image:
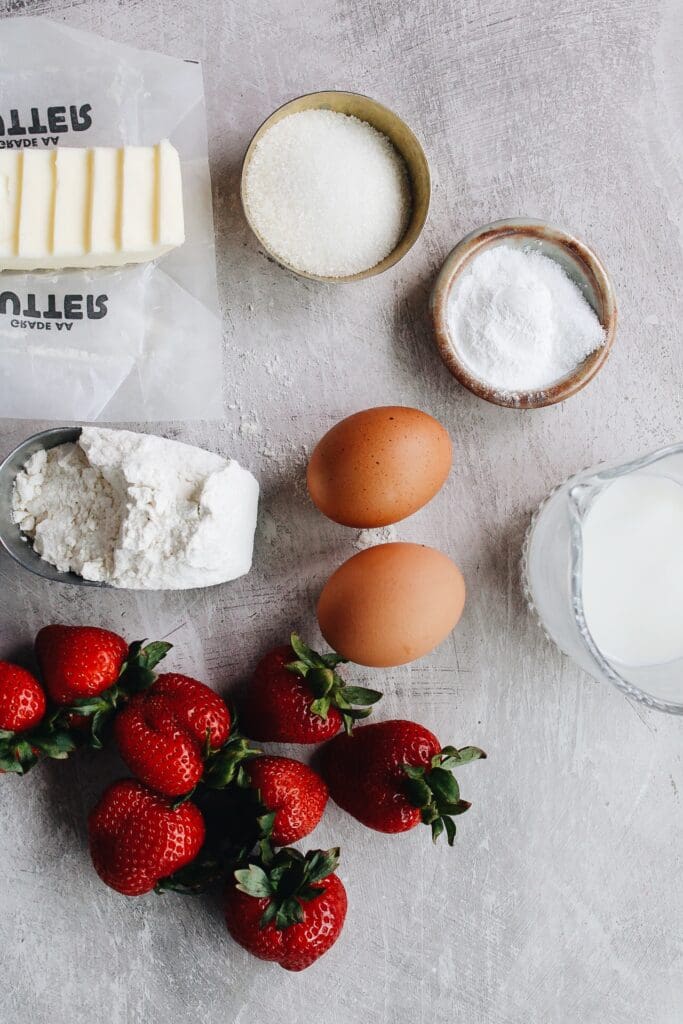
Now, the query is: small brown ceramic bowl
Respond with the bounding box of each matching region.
[241,90,430,283]
[430,219,617,409]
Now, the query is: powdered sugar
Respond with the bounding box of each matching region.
[12,427,259,590]
[447,244,605,392]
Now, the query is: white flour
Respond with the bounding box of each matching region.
[447,244,605,391]
[12,427,259,590]
[354,525,398,549]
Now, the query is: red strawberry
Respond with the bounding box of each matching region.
[240,634,382,744]
[322,719,485,844]
[0,662,46,774]
[0,662,76,774]
[224,847,347,971]
[0,662,46,733]
[114,673,232,797]
[36,625,129,704]
[35,626,171,748]
[88,779,206,896]
[245,756,328,847]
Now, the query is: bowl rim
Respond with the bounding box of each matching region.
[430,218,618,409]
[240,89,431,283]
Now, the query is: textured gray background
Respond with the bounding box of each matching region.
[1,1,682,1022]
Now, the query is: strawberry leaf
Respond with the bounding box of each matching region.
[235,864,274,899]
[285,660,311,677]
[320,652,347,669]
[404,777,432,808]
[309,697,331,720]
[340,686,382,706]
[403,742,485,844]
[431,817,445,843]
[234,846,340,931]
[32,731,76,759]
[136,641,173,671]
[202,736,260,790]
[287,635,379,731]
[306,668,335,698]
[428,767,460,804]
[156,855,222,895]
[119,639,172,695]
[438,745,486,768]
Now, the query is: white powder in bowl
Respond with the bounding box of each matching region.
[244,108,411,278]
[446,244,605,392]
[12,427,259,590]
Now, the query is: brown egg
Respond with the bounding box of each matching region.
[307,406,452,528]
[317,542,465,667]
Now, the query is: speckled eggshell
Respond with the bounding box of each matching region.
[316,542,466,667]
[306,406,452,528]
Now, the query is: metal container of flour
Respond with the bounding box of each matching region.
[0,428,104,588]
[431,218,617,409]
[2,426,260,592]
[241,90,431,282]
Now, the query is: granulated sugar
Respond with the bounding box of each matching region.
[244,109,411,277]
[447,244,605,392]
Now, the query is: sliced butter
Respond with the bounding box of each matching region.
[0,139,184,271]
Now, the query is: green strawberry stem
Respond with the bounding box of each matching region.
[56,639,172,749]
[202,734,261,790]
[155,853,224,895]
[0,709,78,775]
[287,634,382,734]
[402,745,486,845]
[234,846,340,930]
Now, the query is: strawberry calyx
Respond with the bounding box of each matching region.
[58,639,172,749]
[155,853,224,895]
[234,846,340,930]
[286,634,382,734]
[402,745,487,845]
[202,734,261,791]
[0,712,77,774]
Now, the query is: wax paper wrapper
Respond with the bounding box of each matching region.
[0,18,223,421]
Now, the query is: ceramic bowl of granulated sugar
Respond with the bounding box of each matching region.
[430,219,617,409]
[241,91,430,282]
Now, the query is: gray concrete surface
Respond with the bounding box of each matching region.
[1,1,682,1022]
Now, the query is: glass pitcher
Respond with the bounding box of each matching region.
[522,442,683,714]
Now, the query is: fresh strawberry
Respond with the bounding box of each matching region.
[322,719,485,844]
[0,662,46,733]
[114,673,232,798]
[88,779,206,896]
[36,626,129,704]
[35,626,171,747]
[244,756,328,847]
[0,662,76,774]
[224,847,347,971]
[240,634,382,744]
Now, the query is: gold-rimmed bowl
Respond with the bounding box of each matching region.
[430,219,617,409]
[240,90,430,282]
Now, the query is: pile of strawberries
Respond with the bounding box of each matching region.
[0,624,485,972]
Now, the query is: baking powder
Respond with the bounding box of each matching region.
[447,244,605,392]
